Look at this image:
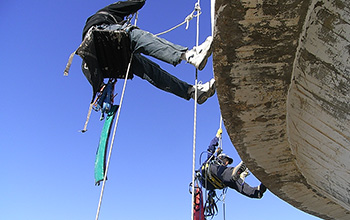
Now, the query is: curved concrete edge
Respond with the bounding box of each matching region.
[213,0,350,219]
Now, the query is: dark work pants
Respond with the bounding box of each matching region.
[104,24,191,100]
[213,165,260,198]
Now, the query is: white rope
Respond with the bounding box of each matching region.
[218,115,223,150]
[155,5,201,36]
[95,53,134,220]
[222,188,227,220]
[211,0,215,36]
[190,1,201,220]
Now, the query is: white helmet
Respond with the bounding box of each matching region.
[218,153,233,164]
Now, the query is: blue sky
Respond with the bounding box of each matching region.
[1,1,321,219]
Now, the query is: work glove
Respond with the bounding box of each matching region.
[216,128,223,138]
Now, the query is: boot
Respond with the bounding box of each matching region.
[185,36,213,70]
[189,78,216,104]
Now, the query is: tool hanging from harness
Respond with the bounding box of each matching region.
[204,190,218,218]
[93,79,117,121]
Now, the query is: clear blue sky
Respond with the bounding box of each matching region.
[1,1,321,219]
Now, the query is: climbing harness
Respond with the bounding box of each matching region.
[201,162,226,190]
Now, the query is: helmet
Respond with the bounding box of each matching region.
[218,153,233,165]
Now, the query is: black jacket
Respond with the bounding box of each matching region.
[82,0,145,38]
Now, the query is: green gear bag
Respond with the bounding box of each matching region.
[94,105,119,186]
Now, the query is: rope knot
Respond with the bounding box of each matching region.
[185,13,194,29]
[195,2,201,12]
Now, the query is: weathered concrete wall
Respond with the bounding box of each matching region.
[213,0,350,219]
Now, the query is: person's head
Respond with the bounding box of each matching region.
[218,153,233,166]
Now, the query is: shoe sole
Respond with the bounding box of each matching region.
[197,82,216,104]
[197,39,213,71]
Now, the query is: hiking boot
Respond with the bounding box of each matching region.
[186,36,213,70]
[189,78,216,104]
[258,183,267,198]
[232,161,247,181]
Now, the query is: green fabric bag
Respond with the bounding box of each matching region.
[94,105,118,185]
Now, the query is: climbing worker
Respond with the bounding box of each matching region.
[200,128,267,199]
[69,0,216,105]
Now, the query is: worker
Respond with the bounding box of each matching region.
[78,0,216,104]
[200,128,267,199]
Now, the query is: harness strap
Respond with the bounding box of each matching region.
[64,27,95,77]
[97,11,120,24]
[201,162,226,189]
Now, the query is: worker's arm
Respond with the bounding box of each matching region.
[207,128,223,160]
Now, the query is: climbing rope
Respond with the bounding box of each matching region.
[218,115,223,150]
[191,1,201,220]
[155,4,201,37]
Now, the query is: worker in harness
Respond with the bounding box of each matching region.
[79,0,216,105]
[200,128,267,199]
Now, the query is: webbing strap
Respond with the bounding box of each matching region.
[202,163,225,189]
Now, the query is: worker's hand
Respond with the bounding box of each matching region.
[216,128,223,138]
[217,147,222,155]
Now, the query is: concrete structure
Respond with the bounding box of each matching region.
[212,0,350,219]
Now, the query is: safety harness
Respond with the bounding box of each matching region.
[200,161,226,190]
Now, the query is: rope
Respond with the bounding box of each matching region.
[191,1,201,220]
[80,103,93,133]
[218,115,223,150]
[222,188,227,220]
[155,4,201,36]
[94,52,134,220]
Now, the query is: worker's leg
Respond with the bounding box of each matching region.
[131,54,191,100]
[103,24,212,69]
[220,167,262,198]
[129,28,187,66]
[234,182,261,198]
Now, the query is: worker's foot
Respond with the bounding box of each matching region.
[186,36,213,70]
[232,161,247,181]
[258,183,267,198]
[189,78,216,104]
[240,168,250,179]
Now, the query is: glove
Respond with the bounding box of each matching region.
[216,128,223,138]
[217,147,222,155]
